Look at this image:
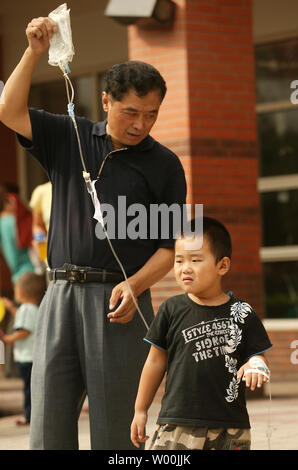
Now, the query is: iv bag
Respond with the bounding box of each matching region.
[48,3,75,68]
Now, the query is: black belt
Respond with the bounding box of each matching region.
[48,268,124,284]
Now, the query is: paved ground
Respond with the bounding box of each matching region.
[0,374,297,451]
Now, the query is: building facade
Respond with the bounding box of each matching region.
[1,0,298,386]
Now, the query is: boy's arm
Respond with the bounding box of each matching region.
[0,329,30,345]
[131,345,167,448]
[237,354,270,391]
[2,298,18,316]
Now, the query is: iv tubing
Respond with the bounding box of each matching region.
[60,63,149,331]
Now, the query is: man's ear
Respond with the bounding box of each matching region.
[101,92,110,113]
[217,256,231,277]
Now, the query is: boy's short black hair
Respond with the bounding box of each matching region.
[181,216,232,263]
[103,61,167,102]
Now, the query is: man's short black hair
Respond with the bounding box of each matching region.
[103,60,167,102]
[181,216,232,263]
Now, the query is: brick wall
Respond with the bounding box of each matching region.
[128,0,192,192]
[128,0,263,315]
[128,0,192,312]
[264,327,298,383]
[185,0,263,314]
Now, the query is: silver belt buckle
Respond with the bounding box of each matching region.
[67,270,79,283]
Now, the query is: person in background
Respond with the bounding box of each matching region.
[30,181,52,266]
[0,272,45,425]
[0,184,35,377]
[30,181,52,234]
[0,184,34,284]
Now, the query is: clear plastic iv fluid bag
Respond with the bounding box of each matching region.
[48,3,75,68]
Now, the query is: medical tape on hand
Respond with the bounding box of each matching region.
[243,356,270,380]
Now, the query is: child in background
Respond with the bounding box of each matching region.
[0,272,45,425]
[131,217,272,450]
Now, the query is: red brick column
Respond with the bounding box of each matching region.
[128,0,263,316]
[128,0,192,311]
[128,0,192,192]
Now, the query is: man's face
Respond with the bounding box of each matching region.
[102,88,162,149]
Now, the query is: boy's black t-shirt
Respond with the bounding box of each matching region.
[145,294,272,429]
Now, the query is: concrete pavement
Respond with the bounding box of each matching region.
[0,374,298,450]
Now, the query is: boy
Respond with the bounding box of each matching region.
[131,217,272,450]
[0,272,45,425]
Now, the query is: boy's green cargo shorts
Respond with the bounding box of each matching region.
[149,424,251,450]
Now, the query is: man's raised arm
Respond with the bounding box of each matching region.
[0,17,57,141]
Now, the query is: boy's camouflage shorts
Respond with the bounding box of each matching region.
[149,424,251,450]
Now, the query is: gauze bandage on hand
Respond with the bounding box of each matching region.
[48,3,74,69]
[243,356,270,380]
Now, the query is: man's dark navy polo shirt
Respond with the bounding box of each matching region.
[17,109,187,274]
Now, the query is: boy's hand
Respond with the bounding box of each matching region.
[237,357,270,391]
[130,411,149,448]
[2,297,15,312]
[2,298,17,316]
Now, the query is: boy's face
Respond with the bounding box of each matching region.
[174,236,230,299]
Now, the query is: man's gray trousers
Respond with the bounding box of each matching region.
[29,278,154,450]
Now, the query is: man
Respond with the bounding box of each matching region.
[0,17,186,450]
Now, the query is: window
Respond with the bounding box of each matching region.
[257,109,298,177]
[256,39,298,318]
[261,188,298,246]
[256,38,298,104]
[263,261,298,319]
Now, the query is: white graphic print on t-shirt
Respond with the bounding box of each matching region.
[181,301,253,403]
[224,301,253,402]
[182,317,234,362]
